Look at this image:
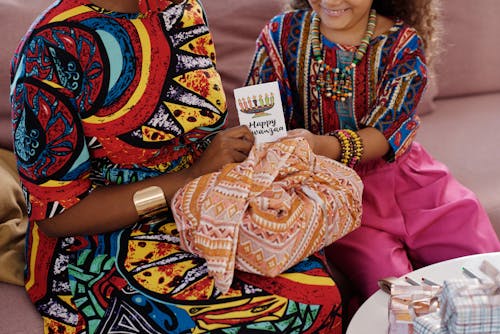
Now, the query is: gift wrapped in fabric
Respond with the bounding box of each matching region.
[439,261,500,334]
[171,137,363,293]
[413,312,447,334]
[388,284,442,334]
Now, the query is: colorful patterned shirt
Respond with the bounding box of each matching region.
[246,9,427,160]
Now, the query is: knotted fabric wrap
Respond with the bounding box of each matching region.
[171,137,363,293]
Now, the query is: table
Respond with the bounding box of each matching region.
[346,252,500,334]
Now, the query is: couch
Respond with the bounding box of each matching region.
[1,0,499,333]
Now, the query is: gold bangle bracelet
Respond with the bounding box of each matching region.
[133,186,168,220]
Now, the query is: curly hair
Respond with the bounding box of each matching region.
[285,0,442,65]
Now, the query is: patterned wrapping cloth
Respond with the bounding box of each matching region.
[172,137,363,292]
[439,277,500,333]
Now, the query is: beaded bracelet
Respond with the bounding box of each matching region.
[344,129,363,168]
[330,129,364,168]
[331,130,352,166]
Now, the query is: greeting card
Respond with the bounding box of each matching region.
[234,81,287,144]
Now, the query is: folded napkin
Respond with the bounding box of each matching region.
[171,137,363,293]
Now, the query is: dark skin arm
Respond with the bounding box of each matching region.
[286,127,390,162]
[38,125,254,237]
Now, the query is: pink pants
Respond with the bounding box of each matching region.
[325,142,500,300]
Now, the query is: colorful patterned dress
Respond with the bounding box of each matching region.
[246,9,500,299]
[11,1,342,333]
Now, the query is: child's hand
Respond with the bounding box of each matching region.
[286,128,318,152]
[287,128,341,160]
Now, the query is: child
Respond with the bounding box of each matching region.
[246,0,500,300]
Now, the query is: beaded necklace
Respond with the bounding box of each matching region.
[311,9,377,101]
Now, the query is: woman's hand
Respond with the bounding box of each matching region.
[189,125,255,177]
[37,126,254,238]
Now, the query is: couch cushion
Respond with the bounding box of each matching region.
[436,0,500,98]
[0,0,53,150]
[416,93,500,237]
[0,282,43,332]
[203,1,283,127]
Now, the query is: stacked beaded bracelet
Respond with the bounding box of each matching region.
[330,129,364,168]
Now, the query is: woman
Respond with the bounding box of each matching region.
[11,0,343,332]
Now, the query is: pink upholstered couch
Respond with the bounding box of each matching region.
[1,1,499,332]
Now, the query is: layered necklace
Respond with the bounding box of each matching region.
[311,9,377,101]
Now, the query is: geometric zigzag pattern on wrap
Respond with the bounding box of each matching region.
[172,137,363,293]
